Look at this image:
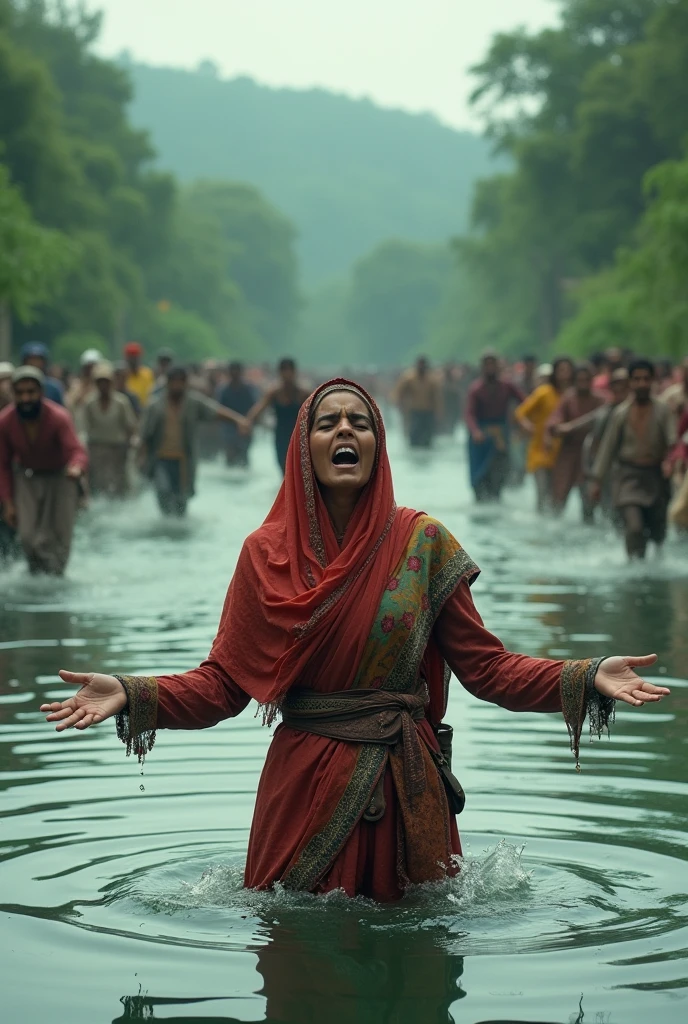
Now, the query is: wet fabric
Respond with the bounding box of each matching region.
[114,378,613,901]
[467,420,509,497]
[593,397,675,489]
[153,458,187,516]
[141,391,221,497]
[0,399,88,505]
[548,389,605,508]
[465,379,523,436]
[84,393,136,446]
[13,470,78,574]
[515,384,562,473]
[88,443,129,497]
[408,409,436,448]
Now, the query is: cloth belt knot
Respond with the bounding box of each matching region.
[281,688,428,799]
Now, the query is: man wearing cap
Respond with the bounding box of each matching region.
[124,342,155,407]
[84,362,138,497]
[66,348,102,438]
[20,342,64,405]
[0,366,88,574]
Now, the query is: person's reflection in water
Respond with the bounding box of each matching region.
[115,910,466,1024]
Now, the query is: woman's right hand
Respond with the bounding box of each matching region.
[40,670,127,731]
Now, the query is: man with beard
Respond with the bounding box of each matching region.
[591,359,675,559]
[0,367,87,574]
[465,352,524,501]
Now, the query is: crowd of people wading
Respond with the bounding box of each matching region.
[0,340,686,576]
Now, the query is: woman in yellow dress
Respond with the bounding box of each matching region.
[515,358,574,512]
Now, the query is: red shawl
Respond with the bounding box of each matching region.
[210,379,420,711]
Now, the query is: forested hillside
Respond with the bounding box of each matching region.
[125,62,498,284]
[0,0,300,363]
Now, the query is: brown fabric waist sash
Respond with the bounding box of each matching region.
[282,688,427,799]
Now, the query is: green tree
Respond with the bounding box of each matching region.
[180,182,300,353]
[459,0,687,353]
[0,161,72,357]
[347,241,453,365]
[559,153,688,358]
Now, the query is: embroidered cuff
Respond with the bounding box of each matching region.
[560,657,615,770]
[114,675,158,764]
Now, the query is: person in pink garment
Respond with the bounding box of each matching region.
[0,366,88,575]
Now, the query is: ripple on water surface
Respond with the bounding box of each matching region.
[1,432,688,1022]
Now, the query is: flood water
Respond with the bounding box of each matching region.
[1,425,687,1024]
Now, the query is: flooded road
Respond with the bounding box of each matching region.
[2,425,687,1023]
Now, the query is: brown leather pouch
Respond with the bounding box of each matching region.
[432,723,466,815]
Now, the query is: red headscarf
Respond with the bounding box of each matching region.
[210,379,420,713]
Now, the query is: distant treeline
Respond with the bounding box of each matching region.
[0,0,300,364]
[4,0,685,370]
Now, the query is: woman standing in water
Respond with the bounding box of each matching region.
[41,380,669,902]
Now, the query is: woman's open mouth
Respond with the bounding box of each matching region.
[332,446,359,466]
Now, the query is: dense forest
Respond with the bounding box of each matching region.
[0,0,300,364]
[2,0,688,369]
[456,0,688,359]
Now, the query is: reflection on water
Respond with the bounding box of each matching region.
[1,429,687,1023]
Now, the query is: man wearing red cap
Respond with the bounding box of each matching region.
[124,343,155,407]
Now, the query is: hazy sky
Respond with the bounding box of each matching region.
[93,0,558,129]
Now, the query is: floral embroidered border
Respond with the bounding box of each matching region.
[281,743,388,891]
[384,546,479,694]
[114,675,158,765]
[560,657,614,768]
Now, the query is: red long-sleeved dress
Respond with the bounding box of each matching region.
[122,580,588,902]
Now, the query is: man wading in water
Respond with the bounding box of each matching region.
[0,366,87,575]
[41,380,669,900]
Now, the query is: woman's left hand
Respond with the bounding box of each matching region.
[594,654,670,707]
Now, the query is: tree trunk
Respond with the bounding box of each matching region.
[0,301,11,361]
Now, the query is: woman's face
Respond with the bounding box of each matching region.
[309,391,377,494]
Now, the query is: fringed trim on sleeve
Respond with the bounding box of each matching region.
[560,657,615,771]
[114,675,158,765]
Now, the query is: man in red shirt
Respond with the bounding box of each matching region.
[0,366,88,574]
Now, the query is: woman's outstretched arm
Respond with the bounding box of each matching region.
[434,580,669,762]
[41,658,251,762]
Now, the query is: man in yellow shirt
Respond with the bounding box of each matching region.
[123,342,155,407]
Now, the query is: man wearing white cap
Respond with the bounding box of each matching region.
[66,348,102,438]
[84,362,137,496]
[0,366,87,574]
